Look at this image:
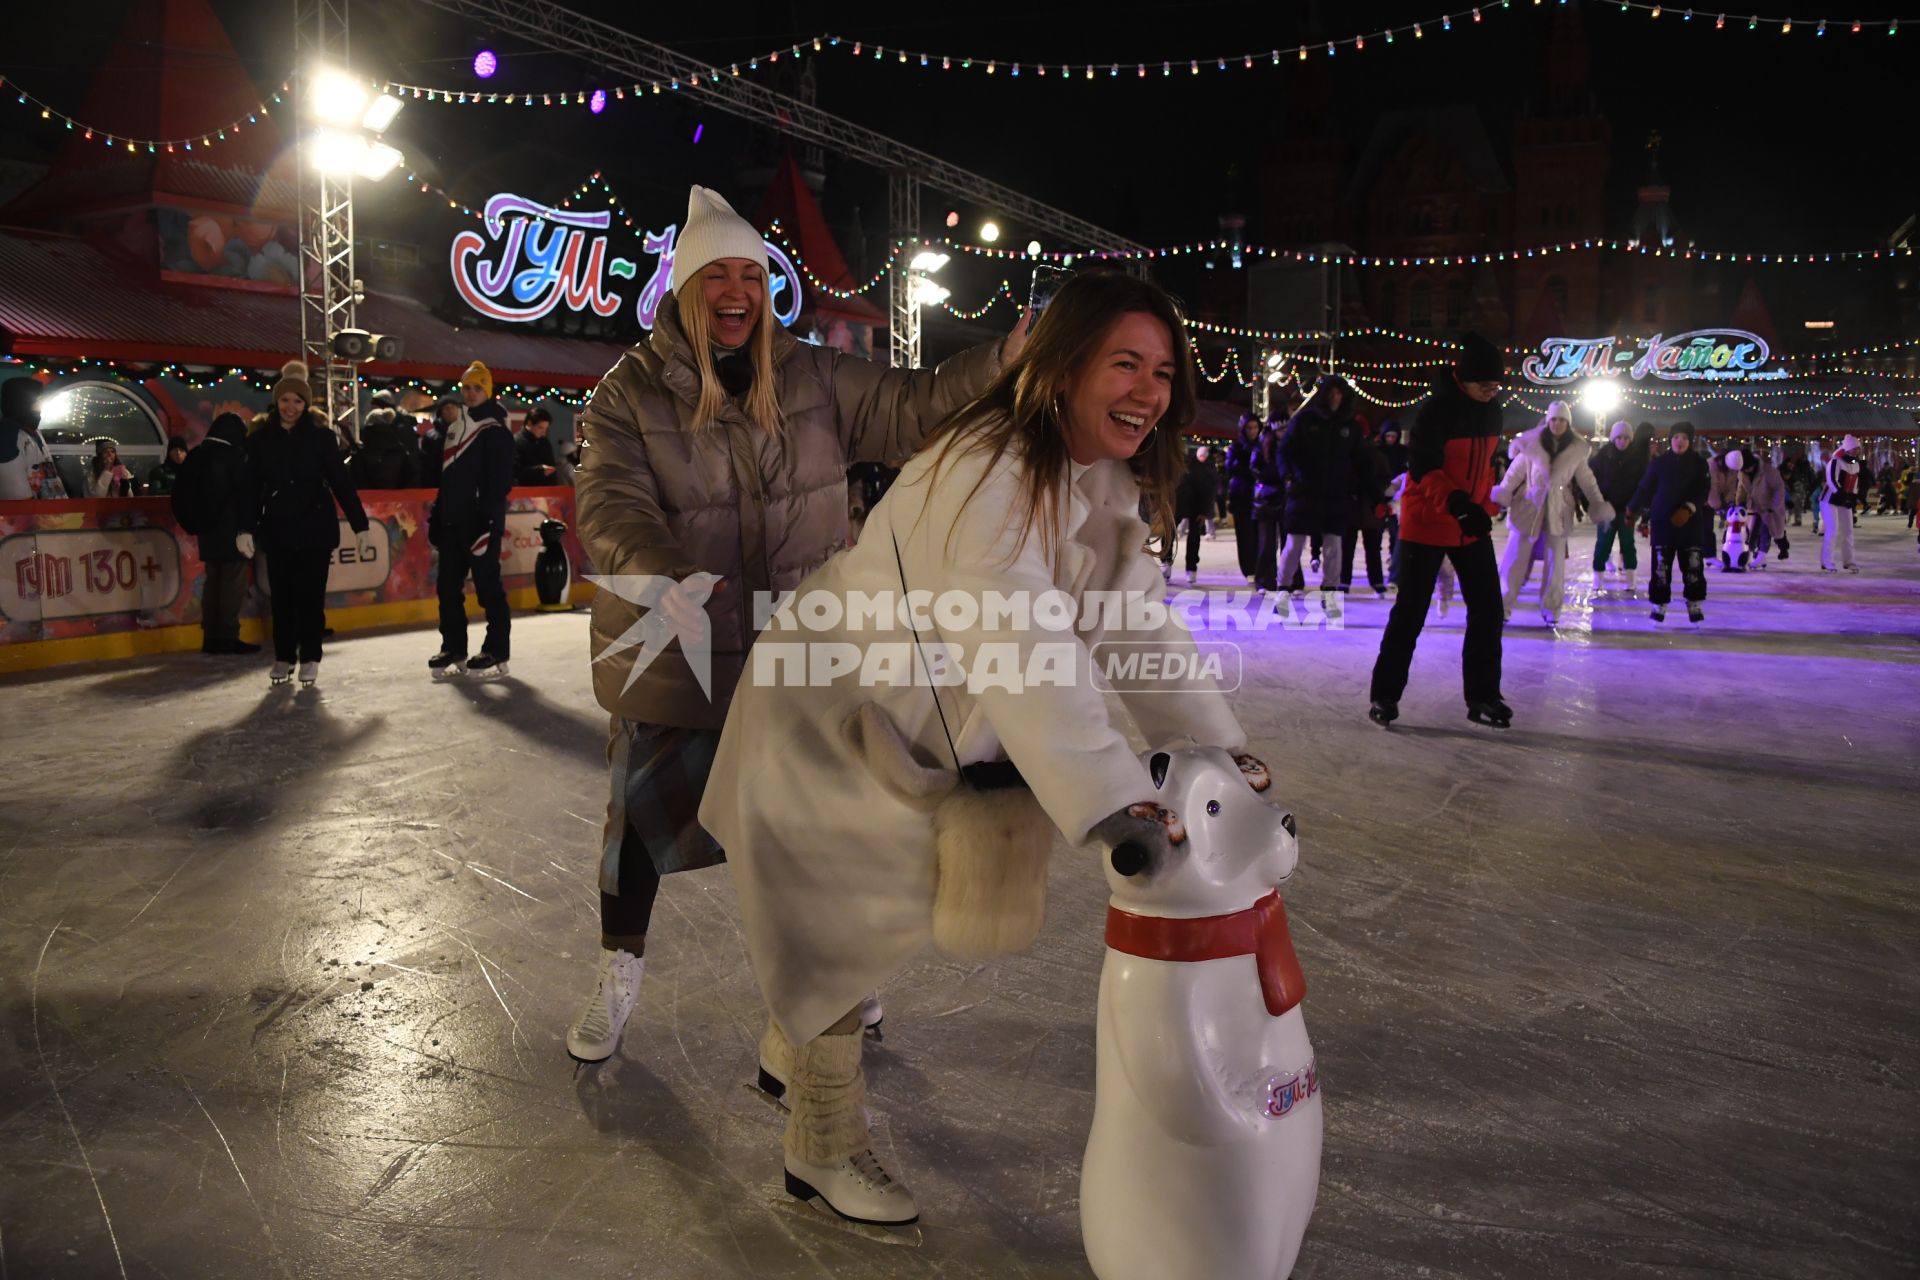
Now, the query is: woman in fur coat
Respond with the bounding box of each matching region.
[1492,401,1612,625]
[701,272,1261,1229]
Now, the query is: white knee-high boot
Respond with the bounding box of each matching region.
[778,1023,919,1226]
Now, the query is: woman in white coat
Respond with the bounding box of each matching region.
[1494,401,1613,625]
[701,272,1261,1228]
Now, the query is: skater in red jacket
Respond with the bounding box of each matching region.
[1368,333,1511,729]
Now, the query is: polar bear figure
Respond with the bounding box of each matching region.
[1080,746,1321,1280]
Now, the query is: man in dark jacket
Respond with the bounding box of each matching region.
[351,393,422,489]
[1165,444,1220,584]
[1223,415,1262,584]
[1251,415,1288,592]
[514,406,562,485]
[428,361,516,679]
[1627,422,1711,622]
[171,413,259,654]
[1276,373,1379,621]
[146,436,189,495]
[1588,420,1653,594]
[1368,333,1511,729]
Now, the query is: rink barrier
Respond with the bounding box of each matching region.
[0,488,593,675]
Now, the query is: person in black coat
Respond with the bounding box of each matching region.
[1164,444,1220,583]
[1588,420,1654,592]
[1223,414,1262,583]
[350,393,422,489]
[429,362,517,678]
[239,362,374,683]
[514,406,562,485]
[1251,415,1288,592]
[171,412,258,654]
[1276,373,1380,614]
[1343,422,1398,596]
[420,398,459,490]
[1626,422,1710,623]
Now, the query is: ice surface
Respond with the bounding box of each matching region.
[1,518,1916,1279]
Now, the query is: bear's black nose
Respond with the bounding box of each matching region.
[1282,813,1297,838]
[1111,842,1150,877]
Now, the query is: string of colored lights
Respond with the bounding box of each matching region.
[2,357,598,409]
[950,233,1915,268]
[1,75,286,154]
[379,35,832,106]
[1611,2,1900,34]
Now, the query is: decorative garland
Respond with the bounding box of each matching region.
[1,75,286,154]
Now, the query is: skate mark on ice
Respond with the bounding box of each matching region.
[32,921,128,1279]
[183,1075,274,1252]
[428,847,543,902]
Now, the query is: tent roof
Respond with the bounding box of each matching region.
[755,153,887,328]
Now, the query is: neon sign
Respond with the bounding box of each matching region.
[451,191,802,331]
[1521,330,1785,386]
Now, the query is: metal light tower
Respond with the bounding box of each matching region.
[294,0,361,444]
[887,172,920,369]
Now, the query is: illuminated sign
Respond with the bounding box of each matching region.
[1521,329,1785,386]
[451,191,803,331]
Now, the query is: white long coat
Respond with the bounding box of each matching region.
[701,433,1247,1046]
[1494,425,1614,540]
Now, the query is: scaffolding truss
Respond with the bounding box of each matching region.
[293,0,362,442]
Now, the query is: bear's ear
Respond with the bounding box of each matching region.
[1149,752,1171,789]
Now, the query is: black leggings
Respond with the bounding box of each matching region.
[601,820,662,952]
[266,546,332,663]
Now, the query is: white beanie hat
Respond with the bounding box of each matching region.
[1543,401,1573,425]
[1723,448,1744,471]
[1840,433,1861,452]
[670,186,769,295]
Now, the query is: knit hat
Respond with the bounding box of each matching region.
[459,361,493,398]
[271,359,313,406]
[669,185,769,295]
[1723,449,1743,471]
[1543,401,1573,427]
[1455,332,1506,383]
[1839,433,1861,453]
[1610,420,1633,446]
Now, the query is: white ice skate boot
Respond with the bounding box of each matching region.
[1624,568,1638,597]
[567,948,643,1063]
[427,650,466,680]
[1321,590,1343,623]
[1541,608,1559,627]
[1282,591,1305,627]
[297,660,319,685]
[783,1031,917,1226]
[859,993,884,1040]
[1185,569,1197,586]
[269,661,294,685]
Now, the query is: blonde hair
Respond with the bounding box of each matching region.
[675,280,782,435]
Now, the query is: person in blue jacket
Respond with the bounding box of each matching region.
[428,361,516,679]
[1626,422,1711,624]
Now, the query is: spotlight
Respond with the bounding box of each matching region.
[589,89,607,114]
[1026,240,1043,257]
[980,221,1001,243]
[309,68,370,125]
[910,250,950,273]
[944,210,959,228]
[1581,379,1622,416]
[360,93,404,133]
[473,49,498,79]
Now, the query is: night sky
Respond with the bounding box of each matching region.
[3,0,1915,350]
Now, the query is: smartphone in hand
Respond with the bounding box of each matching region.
[1028,264,1071,325]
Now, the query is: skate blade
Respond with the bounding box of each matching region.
[742,1081,790,1116]
[764,1185,923,1247]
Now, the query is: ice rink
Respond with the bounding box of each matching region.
[3,516,1917,1279]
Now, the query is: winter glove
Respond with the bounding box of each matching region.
[1090,802,1187,879]
[1446,489,1493,538]
[234,532,256,560]
[1233,753,1273,793]
[1670,503,1695,528]
[356,528,379,559]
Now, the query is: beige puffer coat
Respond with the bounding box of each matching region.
[574,306,1002,729]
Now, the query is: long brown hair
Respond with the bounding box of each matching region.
[915,270,1196,563]
[675,278,782,436]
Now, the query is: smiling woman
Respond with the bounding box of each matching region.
[701,269,1263,1228]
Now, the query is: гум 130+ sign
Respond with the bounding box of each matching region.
[450,192,803,330]
[1521,330,1786,386]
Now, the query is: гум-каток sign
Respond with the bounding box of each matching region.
[1521,330,1785,386]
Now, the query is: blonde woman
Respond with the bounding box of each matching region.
[566,187,1025,1064]
[702,271,1262,1226]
